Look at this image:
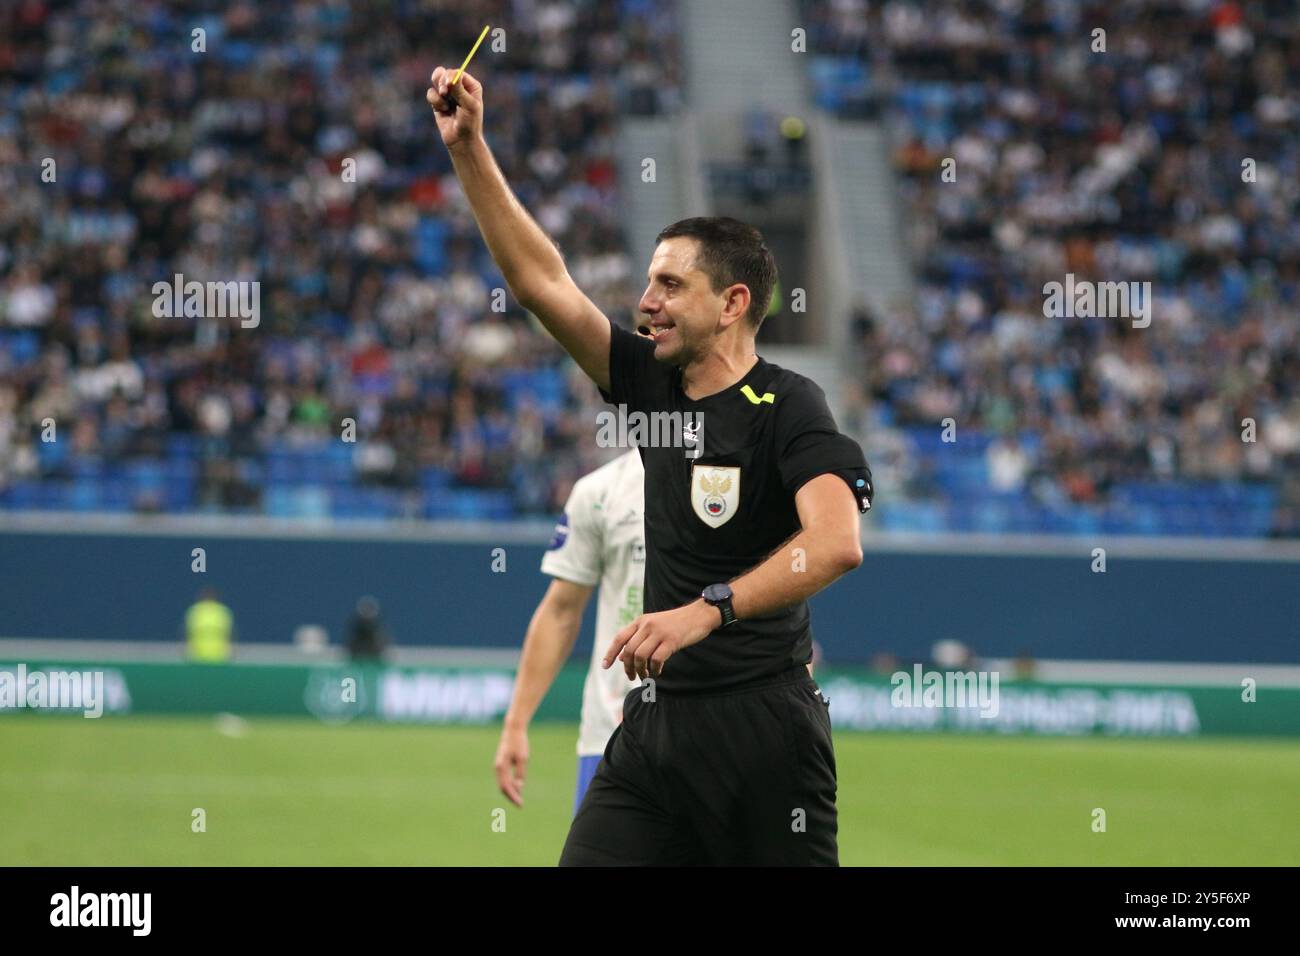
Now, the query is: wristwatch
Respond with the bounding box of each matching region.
[701,583,738,629]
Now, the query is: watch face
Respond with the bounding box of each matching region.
[704,584,731,604]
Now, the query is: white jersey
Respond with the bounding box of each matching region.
[540,450,644,756]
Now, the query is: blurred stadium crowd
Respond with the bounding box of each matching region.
[1,0,1297,536]
[0,0,678,519]
[806,0,1300,536]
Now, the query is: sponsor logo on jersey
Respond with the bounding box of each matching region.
[547,513,570,550]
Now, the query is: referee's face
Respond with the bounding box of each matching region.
[637,238,723,367]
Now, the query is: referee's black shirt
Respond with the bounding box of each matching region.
[601,322,873,692]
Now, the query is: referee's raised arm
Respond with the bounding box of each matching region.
[426,66,612,392]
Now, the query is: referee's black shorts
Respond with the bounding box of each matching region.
[559,665,838,866]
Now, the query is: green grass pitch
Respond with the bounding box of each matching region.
[2,716,1296,865]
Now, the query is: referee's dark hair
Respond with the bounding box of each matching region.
[655,217,777,330]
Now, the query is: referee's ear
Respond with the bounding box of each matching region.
[718,282,752,330]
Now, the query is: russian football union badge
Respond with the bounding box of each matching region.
[690,465,740,528]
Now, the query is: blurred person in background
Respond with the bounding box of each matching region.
[346,595,390,661]
[184,587,234,663]
[494,448,644,815]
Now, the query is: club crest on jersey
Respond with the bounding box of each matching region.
[691,465,740,528]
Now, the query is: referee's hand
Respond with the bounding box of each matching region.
[603,600,720,681]
[426,66,484,151]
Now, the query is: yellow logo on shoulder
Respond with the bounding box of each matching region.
[691,465,740,528]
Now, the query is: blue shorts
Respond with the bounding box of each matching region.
[574,755,602,815]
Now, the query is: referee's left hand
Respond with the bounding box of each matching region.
[602,600,720,681]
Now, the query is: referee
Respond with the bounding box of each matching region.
[428,68,873,865]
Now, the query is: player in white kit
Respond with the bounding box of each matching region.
[493,449,645,813]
